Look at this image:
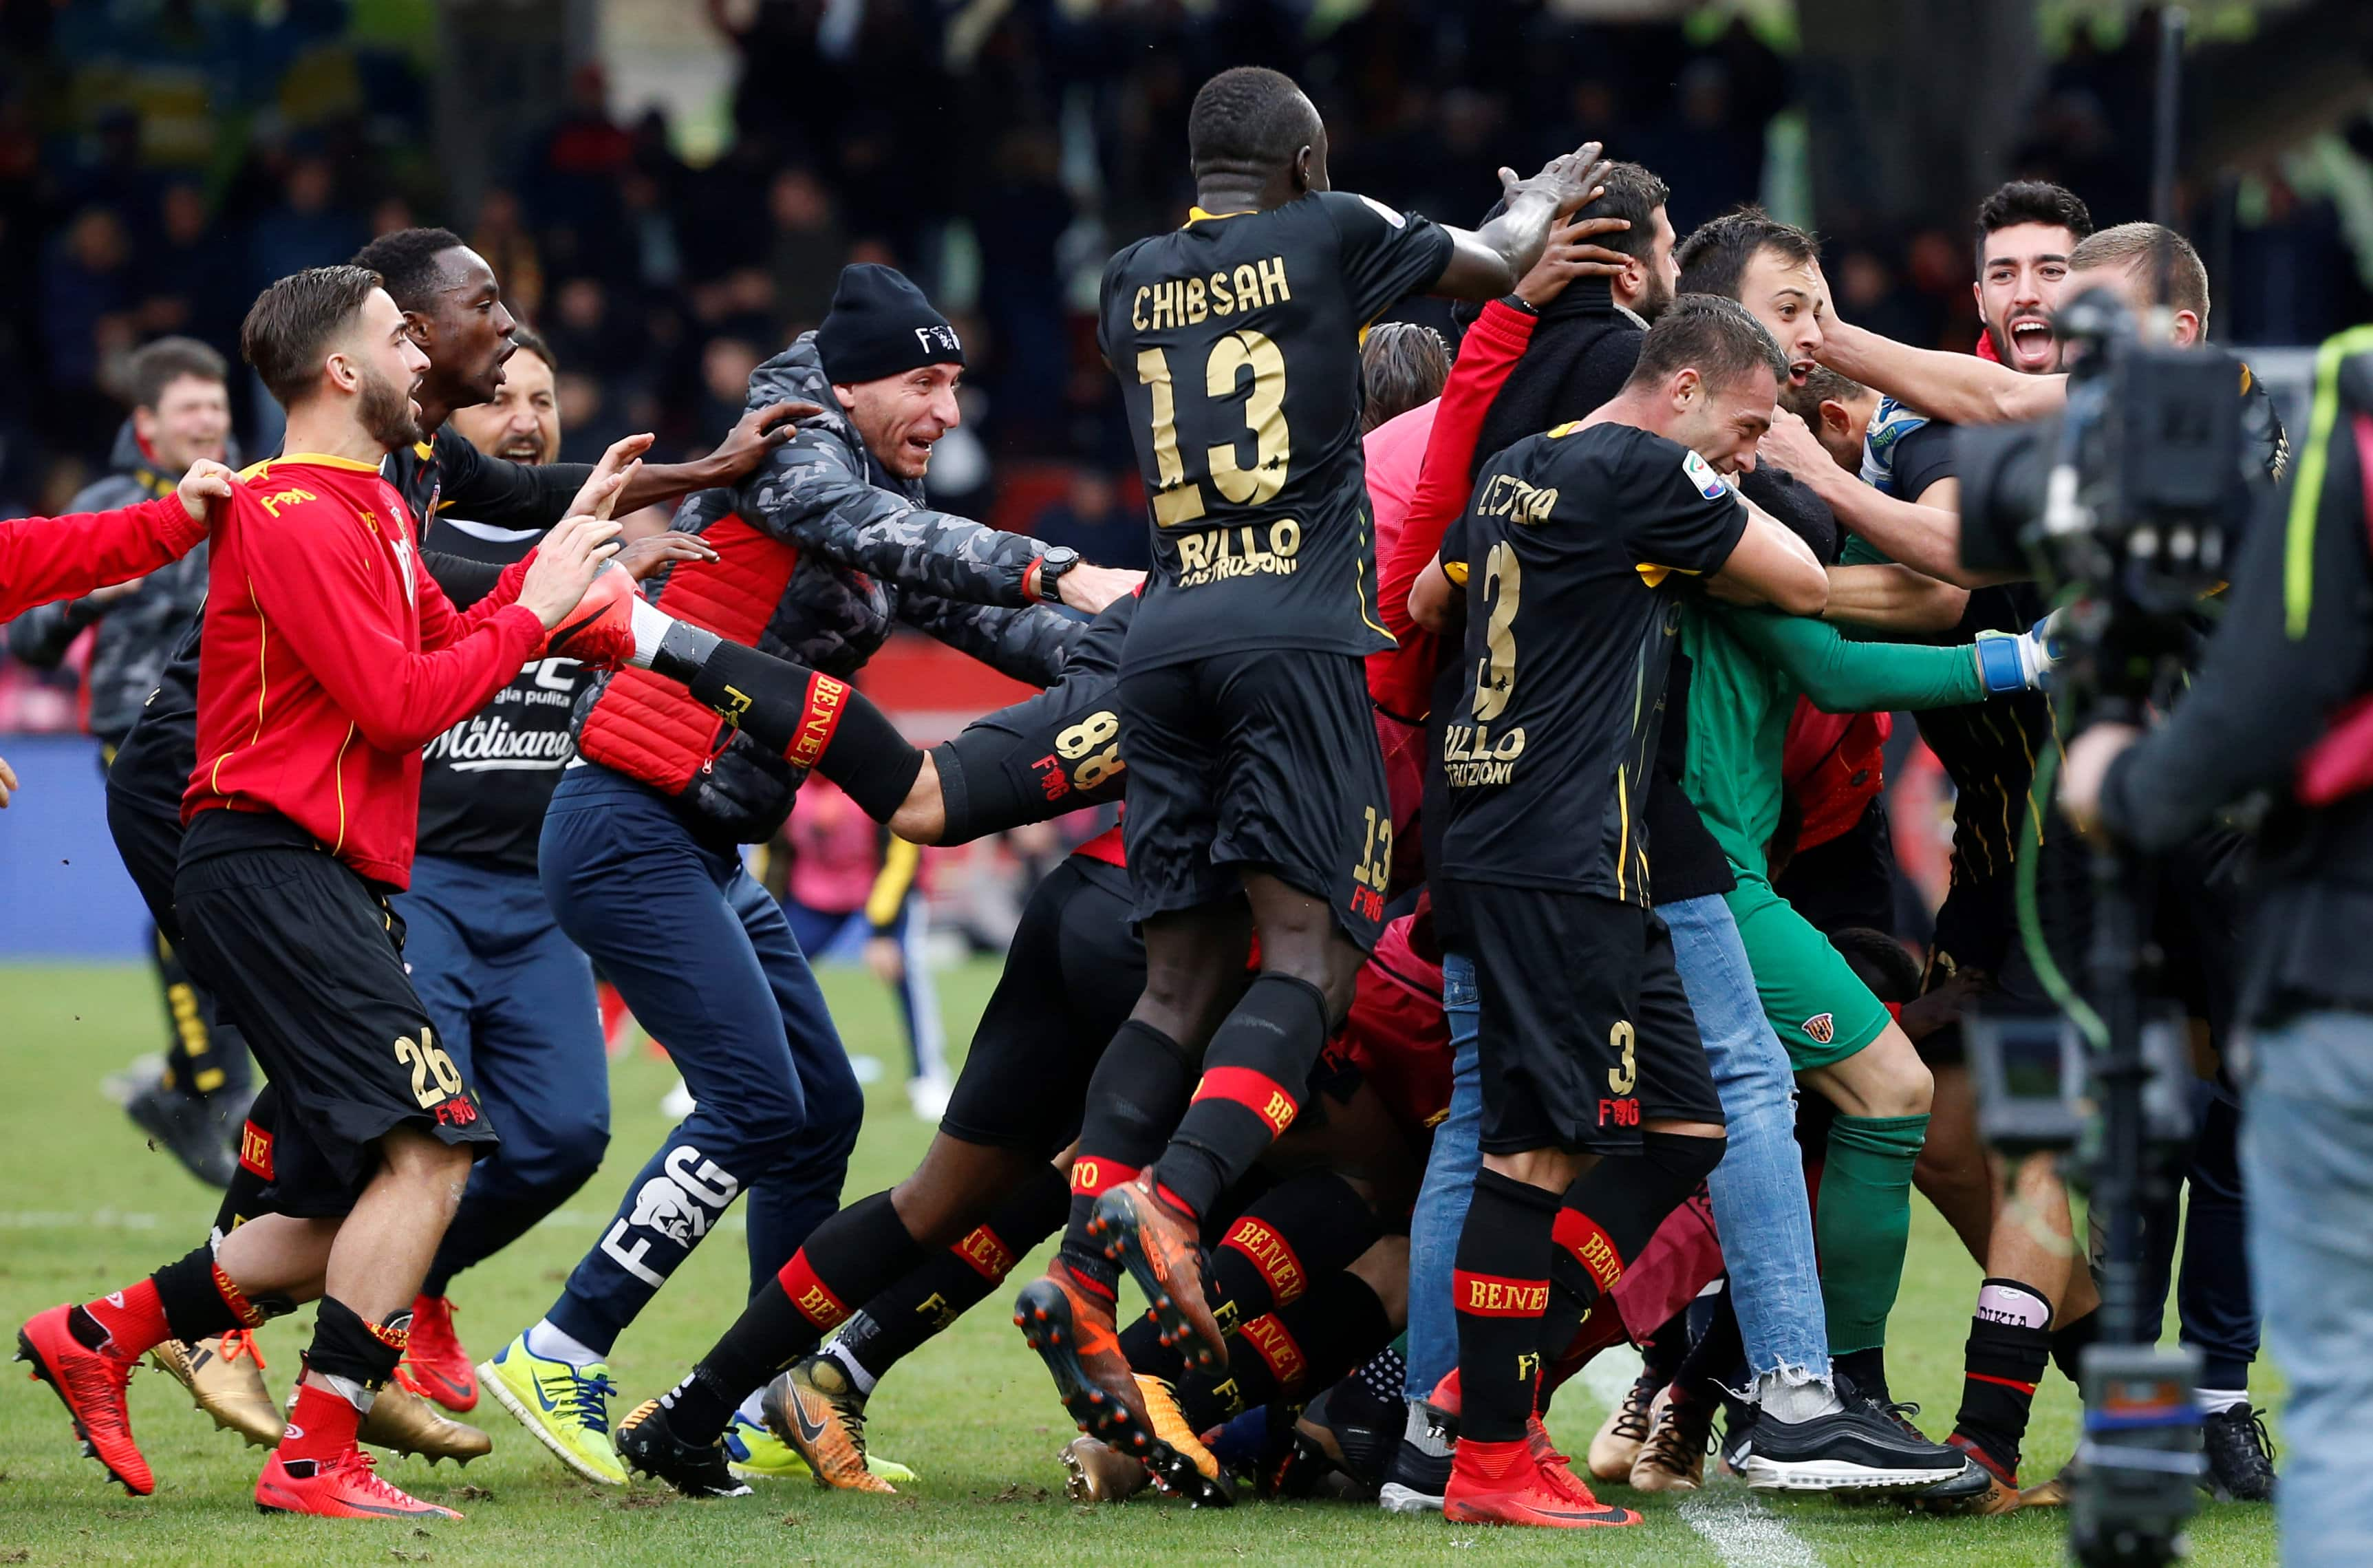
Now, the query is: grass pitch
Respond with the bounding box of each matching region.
[0,959,2277,1565]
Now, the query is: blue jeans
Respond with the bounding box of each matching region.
[1662,893,1830,1384]
[537,767,865,1355]
[2240,1010,2373,1568]
[784,895,947,1084]
[1405,951,1481,1402]
[396,854,610,1297]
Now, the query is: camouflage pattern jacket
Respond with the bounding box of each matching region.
[573,332,1078,843]
[5,422,226,747]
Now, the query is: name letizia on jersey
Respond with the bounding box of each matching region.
[1129,256,1293,331]
[1173,518,1303,588]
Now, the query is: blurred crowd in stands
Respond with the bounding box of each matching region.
[3,0,2369,688]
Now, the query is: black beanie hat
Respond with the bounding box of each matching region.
[816,264,965,385]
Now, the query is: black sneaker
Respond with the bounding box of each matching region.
[1719,1404,1757,1478]
[1745,1393,1981,1494]
[1376,1398,1457,1515]
[2201,1405,2277,1503]
[616,1399,752,1498]
[1298,1373,1402,1491]
[126,1082,237,1188]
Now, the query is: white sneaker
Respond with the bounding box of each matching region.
[905,1073,953,1121]
[659,1079,696,1119]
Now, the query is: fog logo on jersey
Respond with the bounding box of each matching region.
[1803,1011,1837,1045]
[1682,450,1727,501]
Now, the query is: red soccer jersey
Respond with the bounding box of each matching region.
[184,453,544,887]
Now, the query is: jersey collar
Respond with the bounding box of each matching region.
[1183,206,1254,226]
[275,451,383,473]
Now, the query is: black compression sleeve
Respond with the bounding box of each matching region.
[671,634,924,819]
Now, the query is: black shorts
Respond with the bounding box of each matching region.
[1774,800,1899,939]
[173,811,497,1211]
[940,856,1147,1153]
[104,777,186,943]
[1454,882,1724,1155]
[934,671,1128,846]
[1119,647,1390,950]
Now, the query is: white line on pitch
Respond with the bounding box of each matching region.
[1681,1493,1825,1568]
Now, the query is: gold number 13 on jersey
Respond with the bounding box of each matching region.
[1136,330,1291,526]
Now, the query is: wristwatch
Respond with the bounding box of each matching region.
[1029,546,1082,603]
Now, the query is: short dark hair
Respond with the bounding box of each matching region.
[1974,180,2093,275]
[126,336,228,410]
[1187,67,1322,179]
[1360,323,1450,432]
[241,265,384,408]
[1624,294,1787,396]
[2069,222,2213,332]
[348,226,469,314]
[1673,206,1819,301]
[1589,162,1673,266]
[1829,927,1923,1006]
[1781,364,1868,425]
[507,325,557,375]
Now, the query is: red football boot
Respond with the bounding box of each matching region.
[16,1304,153,1495]
[1443,1437,1640,1528]
[394,1295,477,1413]
[255,1447,462,1519]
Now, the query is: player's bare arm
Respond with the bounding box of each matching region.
[1432,142,1615,300]
[1818,312,2065,427]
[1707,497,1828,614]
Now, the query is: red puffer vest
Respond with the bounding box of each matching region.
[577,513,799,792]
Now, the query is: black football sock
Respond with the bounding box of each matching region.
[656,627,925,820]
[1640,1303,1694,1388]
[1835,1345,1891,1404]
[1453,1168,1560,1443]
[1181,1271,1395,1430]
[1060,1020,1199,1296]
[1551,1130,1724,1311]
[305,1295,407,1393]
[2050,1307,2100,1388]
[1953,1278,2053,1478]
[1675,1285,1746,1409]
[1207,1171,1379,1333]
[669,1191,925,1443]
[151,1245,279,1342]
[830,1163,1071,1391]
[1152,974,1330,1222]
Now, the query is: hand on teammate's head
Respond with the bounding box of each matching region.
[1499,140,1610,219]
[1757,407,1833,479]
[175,457,238,526]
[1512,213,1635,308]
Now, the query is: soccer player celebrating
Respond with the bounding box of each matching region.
[1016,62,1613,1465]
[13,265,623,1519]
[1408,297,1825,1526]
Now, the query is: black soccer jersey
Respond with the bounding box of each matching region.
[1439,422,1748,905]
[1099,191,1454,671]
